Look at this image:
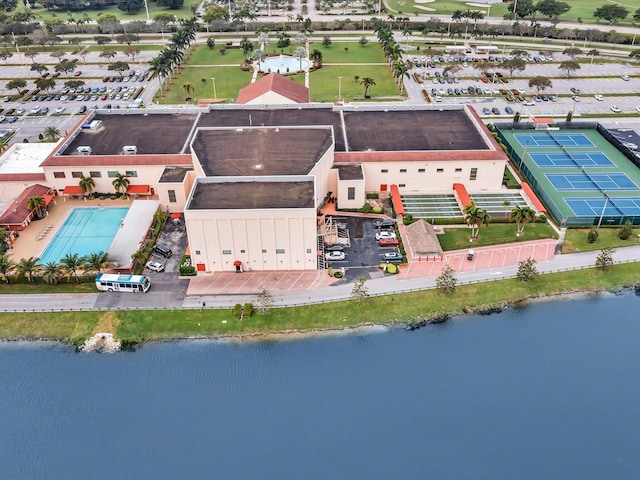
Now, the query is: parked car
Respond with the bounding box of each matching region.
[375,231,397,241]
[610,105,621,113]
[505,106,514,114]
[570,87,580,94]
[54,106,65,114]
[324,244,344,252]
[621,74,629,81]
[383,252,403,262]
[491,107,500,115]
[74,70,82,76]
[572,95,581,102]
[78,105,87,113]
[146,261,165,272]
[152,244,173,258]
[373,219,395,229]
[379,237,399,247]
[594,94,604,101]
[325,251,346,261]
[482,107,491,115]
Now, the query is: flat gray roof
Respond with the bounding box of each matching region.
[191,127,333,177]
[188,180,315,210]
[159,166,193,183]
[336,164,364,180]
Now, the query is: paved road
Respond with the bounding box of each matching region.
[2,243,639,312]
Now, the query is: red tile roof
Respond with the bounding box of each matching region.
[237,73,309,104]
[0,173,47,182]
[0,184,52,227]
[41,154,193,167]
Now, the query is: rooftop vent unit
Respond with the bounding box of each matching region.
[77,146,92,155]
[122,145,137,155]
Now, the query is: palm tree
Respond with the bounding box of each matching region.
[0,254,16,284]
[180,82,194,101]
[16,257,39,283]
[78,175,95,195]
[294,46,306,71]
[85,251,110,274]
[26,196,46,219]
[43,126,61,142]
[464,202,491,239]
[359,77,376,98]
[309,49,323,67]
[392,60,408,93]
[112,173,129,195]
[509,206,536,235]
[41,261,62,285]
[60,253,84,283]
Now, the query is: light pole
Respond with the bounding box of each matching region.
[143,0,150,21]
[338,76,342,102]
[597,191,608,230]
[211,77,217,99]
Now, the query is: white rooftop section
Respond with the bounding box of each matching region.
[107,200,161,270]
[0,142,59,174]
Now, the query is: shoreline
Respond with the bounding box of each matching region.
[0,285,636,350]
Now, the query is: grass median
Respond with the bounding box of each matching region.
[0,262,637,345]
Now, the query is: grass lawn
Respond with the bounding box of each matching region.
[188,45,248,66]
[157,65,253,104]
[562,227,640,253]
[87,44,163,53]
[306,42,387,64]
[1,262,638,344]
[438,223,557,250]
[18,4,193,22]
[310,64,402,102]
[387,0,640,23]
[0,282,97,295]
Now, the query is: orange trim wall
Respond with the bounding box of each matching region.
[453,183,472,207]
[390,185,405,215]
[521,182,547,213]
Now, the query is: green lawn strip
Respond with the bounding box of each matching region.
[86,44,162,52]
[0,282,98,295]
[187,45,247,66]
[562,227,640,253]
[1,262,638,343]
[17,4,193,22]
[310,64,402,102]
[157,65,252,104]
[307,42,387,64]
[438,223,557,250]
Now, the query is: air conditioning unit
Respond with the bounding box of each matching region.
[122,145,137,154]
[77,146,92,155]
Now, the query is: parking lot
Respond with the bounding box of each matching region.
[323,216,403,273]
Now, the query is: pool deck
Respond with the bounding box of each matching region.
[7,197,134,262]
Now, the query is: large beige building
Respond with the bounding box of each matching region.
[0,102,508,273]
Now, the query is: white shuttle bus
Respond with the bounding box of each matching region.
[95,273,150,293]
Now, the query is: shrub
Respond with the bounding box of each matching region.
[179,265,196,276]
[372,206,383,214]
[233,303,242,318]
[587,228,599,244]
[385,263,398,274]
[360,203,373,213]
[333,271,343,278]
[618,220,632,240]
[243,302,253,317]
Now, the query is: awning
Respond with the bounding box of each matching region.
[453,183,472,208]
[43,194,55,205]
[170,212,181,218]
[390,184,405,216]
[126,184,151,195]
[520,182,547,214]
[63,185,83,195]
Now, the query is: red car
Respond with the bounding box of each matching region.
[379,237,399,247]
[74,71,82,76]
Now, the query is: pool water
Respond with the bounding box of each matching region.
[258,54,309,73]
[39,207,129,264]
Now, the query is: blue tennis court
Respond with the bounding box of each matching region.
[546,173,638,191]
[530,152,614,168]
[514,132,594,148]
[567,197,640,216]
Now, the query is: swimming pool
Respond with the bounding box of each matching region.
[39,207,129,264]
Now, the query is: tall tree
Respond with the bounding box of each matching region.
[26,196,46,219]
[509,206,536,234]
[43,126,61,142]
[359,77,376,98]
[559,59,580,78]
[78,175,95,194]
[528,76,552,94]
[16,257,39,283]
[0,254,16,285]
[60,253,83,283]
[85,251,110,274]
[6,79,26,96]
[593,5,629,24]
[41,261,62,285]
[112,173,130,194]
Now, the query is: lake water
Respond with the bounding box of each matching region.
[2,293,640,479]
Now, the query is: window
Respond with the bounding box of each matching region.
[418,168,425,173]
[455,168,462,173]
[262,249,267,253]
[222,250,231,255]
[53,172,66,179]
[347,187,355,200]
[398,183,406,187]
[125,171,138,177]
[470,168,478,180]
[437,168,444,173]
[276,249,285,254]
[168,190,176,203]
[381,169,388,173]
[400,169,407,173]
[307,248,312,254]
[195,250,201,255]
[71,171,83,178]
[89,171,101,178]
[107,171,119,178]
[240,249,246,253]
